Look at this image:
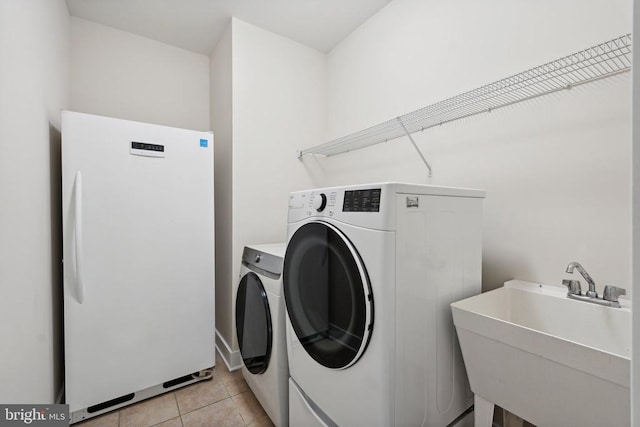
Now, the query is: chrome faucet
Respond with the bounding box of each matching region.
[562,261,626,308]
[565,262,597,298]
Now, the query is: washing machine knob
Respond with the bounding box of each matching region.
[255,254,261,263]
[313,193,328,212]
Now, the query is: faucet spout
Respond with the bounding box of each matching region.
[565,262,597,297]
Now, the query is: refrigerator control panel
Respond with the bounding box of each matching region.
[130,141,166,158]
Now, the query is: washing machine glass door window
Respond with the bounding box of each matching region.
[236,272,273,375]
[283,221,373,370]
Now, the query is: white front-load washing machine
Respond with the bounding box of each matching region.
[235,244,288,426]
[283,183,484,426]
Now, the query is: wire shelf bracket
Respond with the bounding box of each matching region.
[297,34,632,173]
[398,117,432,177]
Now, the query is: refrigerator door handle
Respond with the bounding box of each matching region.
[74,170,85,304]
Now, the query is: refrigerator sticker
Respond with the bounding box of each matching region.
[200,138,208,148]
[406,197,419,208]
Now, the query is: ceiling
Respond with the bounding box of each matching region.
[65,0,392,55]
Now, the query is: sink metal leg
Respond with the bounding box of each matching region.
[474,395,494,427]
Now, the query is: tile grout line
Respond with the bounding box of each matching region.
[177,396,245,426]
[177,396,235,416]
[171,392,184,427]
[235,394,248,427]
[231,394,249,427]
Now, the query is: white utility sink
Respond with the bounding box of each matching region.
[451,280,630,427]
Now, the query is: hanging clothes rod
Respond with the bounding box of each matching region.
[297,34,632,164]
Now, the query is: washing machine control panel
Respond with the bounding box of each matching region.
[304,191,338,217]
[313,193,327,212]
[342,188,381,212]
[288,187,388,226]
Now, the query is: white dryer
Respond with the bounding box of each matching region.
[283,183,484,426]
[235,244,288,426]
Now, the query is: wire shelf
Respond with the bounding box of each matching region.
[298,34,632,160]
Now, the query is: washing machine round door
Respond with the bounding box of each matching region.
[236,272,272,375]
[283,221,373,370]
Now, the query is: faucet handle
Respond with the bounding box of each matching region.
[562,279,582,295]
[603,285,626,302]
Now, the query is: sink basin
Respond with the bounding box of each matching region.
[450,280,630,427]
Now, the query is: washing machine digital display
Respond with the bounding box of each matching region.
[342,188,381,212]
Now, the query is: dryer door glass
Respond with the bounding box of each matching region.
[283,221,373,369]
[236,272,272,374]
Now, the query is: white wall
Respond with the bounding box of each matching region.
[0,0,69,402]
[210,25,235,350]
[632,0,639,423]
[210,19,326,351]
[309,0,632,293]
[70,17,210,131]
[231,17,325,259]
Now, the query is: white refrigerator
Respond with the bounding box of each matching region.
[61,111,215,423]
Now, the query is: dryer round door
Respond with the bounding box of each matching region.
[283,221,373,370]
[236,272,272,375]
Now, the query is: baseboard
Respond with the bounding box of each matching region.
[215,329,242,372]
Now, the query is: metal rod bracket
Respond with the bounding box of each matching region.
[397,117,432,177]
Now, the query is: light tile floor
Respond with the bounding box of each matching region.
[77,352,274,427]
